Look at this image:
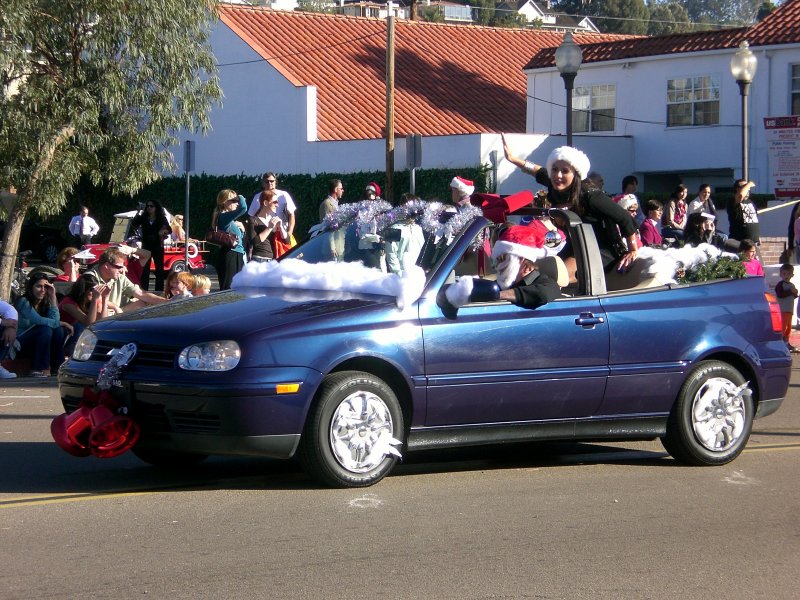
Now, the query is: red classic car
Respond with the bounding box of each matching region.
[78,210,206,272]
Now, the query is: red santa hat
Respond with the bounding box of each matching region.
[546,146,591,181]
[491,224,548,263]
[366,182,381,196]
[450,176,475,197]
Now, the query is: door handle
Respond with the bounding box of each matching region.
[575,312,605,328]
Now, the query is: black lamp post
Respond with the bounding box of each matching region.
[730,40,758,181]
[555,32,583,147]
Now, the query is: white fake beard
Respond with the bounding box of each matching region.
[495,256,521,290]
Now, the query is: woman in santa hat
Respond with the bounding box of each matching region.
[501,134,639,272]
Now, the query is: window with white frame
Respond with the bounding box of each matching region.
[792,64,800,115]
[666,75,720,127]
[572,84,616,132]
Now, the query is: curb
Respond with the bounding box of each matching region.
[0,377,59,388]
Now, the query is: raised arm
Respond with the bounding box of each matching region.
[502,133,543,174]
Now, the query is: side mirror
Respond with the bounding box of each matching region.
[469,278,500,303]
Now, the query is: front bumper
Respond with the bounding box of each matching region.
[58,361,323,459]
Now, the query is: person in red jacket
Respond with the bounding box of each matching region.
[639,199,664,247]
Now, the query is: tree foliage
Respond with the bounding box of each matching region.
[0,0,222,298]
[556,0,765,32]
[647,1,692,35]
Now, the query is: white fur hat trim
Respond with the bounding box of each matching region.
[450,176,475,197]
[546,146,591,181]
[491,240,546,263]
[617,194,638,210]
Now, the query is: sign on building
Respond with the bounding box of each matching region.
[764,116,800,197]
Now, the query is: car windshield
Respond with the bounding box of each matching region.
[284,200,486,281]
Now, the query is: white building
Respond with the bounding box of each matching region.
[182,1,799,218]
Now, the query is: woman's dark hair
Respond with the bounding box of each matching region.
[67,274,96,308]
[645,198,663,214]
[552,177,589,217]
[684,212,706,241]
[146,199,167,217]
[672,184,688,198]
[24,272,53,316]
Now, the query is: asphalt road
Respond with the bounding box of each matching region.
[1,364,799,600]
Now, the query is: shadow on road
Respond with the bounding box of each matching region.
[0,440,673,497]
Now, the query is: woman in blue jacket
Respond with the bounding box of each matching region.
[213,189,248,290]
[15,272,71,377]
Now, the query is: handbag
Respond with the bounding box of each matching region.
[272,234,292,259]
[206,226,237,249]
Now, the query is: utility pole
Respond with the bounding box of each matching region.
[385,7,395,203]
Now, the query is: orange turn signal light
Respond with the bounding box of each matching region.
[276,383,301,394]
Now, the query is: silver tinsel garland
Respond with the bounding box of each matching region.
[320,199,487,250]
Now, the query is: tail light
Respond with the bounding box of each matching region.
[764,293,783,333]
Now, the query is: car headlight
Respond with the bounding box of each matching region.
[72,329,98,361]
[178,341,240,371]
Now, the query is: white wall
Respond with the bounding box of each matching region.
[526,44,800,196]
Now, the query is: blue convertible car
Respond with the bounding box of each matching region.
[56,201,791,487]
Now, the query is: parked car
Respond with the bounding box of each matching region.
[0,219,69,263]
[55,201,791,488]
[79,210,206,272]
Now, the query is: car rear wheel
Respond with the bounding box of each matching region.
[661,360,753,466]
[298,371,404,488]
[40,239,60,263]
[132,446,208,468]
[170,260,186,273]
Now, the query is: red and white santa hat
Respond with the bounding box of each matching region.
[546,146,591,181]
[450,176,475,197]
[366,182,381,196]
[491,224,549,263]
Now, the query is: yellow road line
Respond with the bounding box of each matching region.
[0,490,158,508]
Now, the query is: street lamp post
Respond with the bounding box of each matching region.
[730,40,758,181]
[555,32,583,147]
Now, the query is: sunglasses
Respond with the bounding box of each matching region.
[109,263,126,269]
[265,179,276,184]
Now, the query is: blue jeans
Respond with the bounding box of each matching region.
[17,325,67,371]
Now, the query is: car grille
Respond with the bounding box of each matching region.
[62,396,221,435]
[170,411,222,434]
[91,341,179,368]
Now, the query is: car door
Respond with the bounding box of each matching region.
[419,292,610,427]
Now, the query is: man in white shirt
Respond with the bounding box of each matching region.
[68,205,100,246]
[247,172,296,244]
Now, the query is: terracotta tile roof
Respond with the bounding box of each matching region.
[524,0,800,69]
[217,6,626,141]
[746,0,800,46]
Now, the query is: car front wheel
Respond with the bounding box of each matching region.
[299,371,404,488]
[661,360,753,466]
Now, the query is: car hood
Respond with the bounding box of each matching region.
[91,287,397,342]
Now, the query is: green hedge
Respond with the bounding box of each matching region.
[63,166,492,244]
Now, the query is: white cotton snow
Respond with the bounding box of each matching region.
[231,257,426,309]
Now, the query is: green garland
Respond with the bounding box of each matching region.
[675,256,746,283]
